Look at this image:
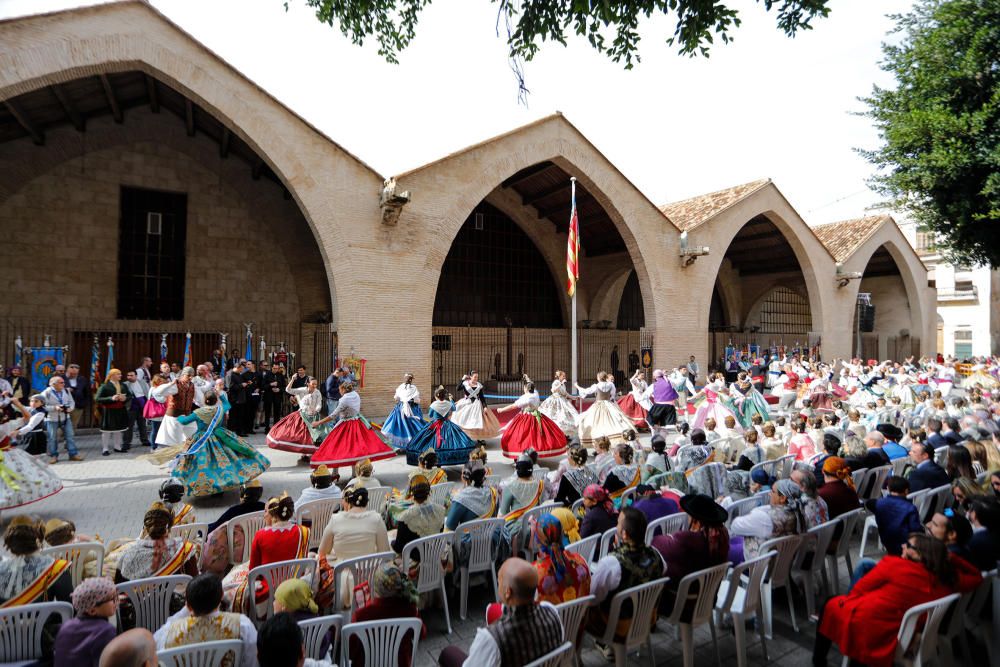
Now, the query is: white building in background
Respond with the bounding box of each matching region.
[899,219,1000,359]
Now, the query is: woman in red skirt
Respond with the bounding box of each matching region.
[310,382,395,477]
[616,368,651,427]
[265,376,331,456]
[496,378,567,460]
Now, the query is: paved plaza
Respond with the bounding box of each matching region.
[20,427,849,666]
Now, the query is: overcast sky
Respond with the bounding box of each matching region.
[1,0,915,224]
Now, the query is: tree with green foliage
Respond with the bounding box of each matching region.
[288,1,831,85]
[861,0,1000,267]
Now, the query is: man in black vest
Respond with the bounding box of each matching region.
[438,557,562,667]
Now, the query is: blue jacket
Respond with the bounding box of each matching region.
[907,461,950,493]
[870,495,923,556]
[882,441,908,461]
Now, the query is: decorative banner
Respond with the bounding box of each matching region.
[219,333,228,372]
[30,346,65,392]
[105,337,114,378]
[160,334,168,363]
[13,336,22,368]
[90,335,101,421]
[260,338,266,363]
[640,347,652,369]
[724,346,736,362]
[344,356,367,389]
[182,332,192,368]
[244,323,254,362]
[749,344,760,360]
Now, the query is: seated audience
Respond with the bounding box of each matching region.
[498,455,547,538]
[439,558,562,667]
[867,476,922,556]
[54,577,118,667]
[817,457,860,519]
[907,441,950,492]
[0,516,72,605]
[632,484,679,523]
[445,460,498,530]
[967,496,1000,570]
[730,479,805,561]
[98,628,157,667]
[294,465,342,508]
[154,573,256,667]
[531,512,591,604]
[642,435,668,481]
[652,494,729,613]
[580,484,618,539]
[256,612,333,667]
[791,468,829,528]
[115,502,197,582]
[344,458,381,491]
[551,445,597,506]
[208,479,265,534]
[391,474,447,555]
[350,565,426,667]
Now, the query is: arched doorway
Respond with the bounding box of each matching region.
[853,244,918,360]
[430,161,651,392]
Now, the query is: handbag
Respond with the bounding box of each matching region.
[143,396,167,419]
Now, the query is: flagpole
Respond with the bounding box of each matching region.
[570,177,578,406]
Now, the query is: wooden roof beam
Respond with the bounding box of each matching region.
[501,162,554,189]
[219,127,230,158]
[99,74,123,123]
[3,100,44,146]
[144,74,160,113]
[184,98,195,137]
[522,180,571,207]
[49,85,85,132]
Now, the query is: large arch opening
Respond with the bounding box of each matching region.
[0,70,337,408]
[430,161,650,392]
[853,244,918,360]
[708,215,820,368]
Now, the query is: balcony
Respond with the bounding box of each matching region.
[937,285,979,302]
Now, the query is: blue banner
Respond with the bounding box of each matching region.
[31,347,65,392]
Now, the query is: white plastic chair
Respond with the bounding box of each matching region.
[749,460,780,483]
[859,464,892,501]
[555,594,596,667]
[485,474,503,490]
[570,498,585,520]
[296,499,340,549]
[340,618,423,667]
[592,577,668,667]
[715,551,777,667]
[244,558,318,625]
[158,639,243,667]
[726,495,766,527]
[792,520,838,618]
[298,613,343,662]
[565,534,600,564]
[116,574,192,632]
[934,445,949,466]
[514,502,559,560]
[228,510,267,565]
[841,593,960,667]
[39,541,105,588]
[851,468,868,493]
[598,527,618,560]
[660,562,730,667]
[429,481,456,506]
[525,641,574,667]
[645,512,690,543]
[0,601,73,664]
[170,522,210,545]
[401,533,454,634]
[757,534,802,639]
[331,552,395,617]
[617,486,638,508]
[776,454,796,479]
[892,457,911,477]
[366,486,392,516]
[453,518,504,620]
[826,507,865,594]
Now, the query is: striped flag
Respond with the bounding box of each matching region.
[566,184,579,297]
[160,334,168,363]
[182,332,192,368]
[90,337,101,421]
[105,338,114,377]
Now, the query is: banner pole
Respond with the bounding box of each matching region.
[570,177,578,407]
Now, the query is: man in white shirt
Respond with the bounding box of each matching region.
[40,375,81,462]
[193,364,214,407]
[154,574,256,667]
[294,464,342,508]
[439,558,562,667]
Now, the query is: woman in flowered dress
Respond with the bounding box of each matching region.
[532,513,591,605]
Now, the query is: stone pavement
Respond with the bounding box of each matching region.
[23,427,847,666]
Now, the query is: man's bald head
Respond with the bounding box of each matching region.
[99,628,156,667]
[498,557,538,605]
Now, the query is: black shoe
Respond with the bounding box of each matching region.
[141,442,151,447]
[102,451,110,457]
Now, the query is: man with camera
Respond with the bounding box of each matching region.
[41,375,82,462]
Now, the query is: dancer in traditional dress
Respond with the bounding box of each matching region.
[769,364,800,414]
[616,369,650,427]
[891,368,919,407]
[731,372,770,427]
[646,370,679,439]
[669,367,695,415]
[404,386,475,466]
[690,373,742,433]
[538,370,578,436]
[310,381,395,472]
[575,372,638,447]
[153,367,198,449]
[497,378,567,460]
[149,390,271,497]
[381,373,424,448]
[807,370,834,414]
[0,398,62,510]
[96,369,133,456]
[266,376,330,457]
[848,366,885,407]
[451,371,501,440]
[935,362,956,397]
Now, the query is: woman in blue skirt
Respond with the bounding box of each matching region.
[381,373,425,447]
[405,386,476,466]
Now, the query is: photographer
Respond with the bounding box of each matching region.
[40,375,81,462]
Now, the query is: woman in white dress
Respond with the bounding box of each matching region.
[574,372,637,447]
[0,398,63,511]
[450,371,500,440]
[380,374,424,447]
[538,370,577,435]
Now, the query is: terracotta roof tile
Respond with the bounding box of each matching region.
[811,215,888,262]
[658,179,771,231]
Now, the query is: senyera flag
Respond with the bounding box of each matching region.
[566,184,579,297]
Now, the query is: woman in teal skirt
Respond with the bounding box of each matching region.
[166,391,271,497]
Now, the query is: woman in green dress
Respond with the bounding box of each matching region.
[96,368,133,456]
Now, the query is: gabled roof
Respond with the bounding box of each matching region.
[811,215,888,263]
[658,178,771,231]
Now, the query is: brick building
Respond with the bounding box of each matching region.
[0,1,934,415]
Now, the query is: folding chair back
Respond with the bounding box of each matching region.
[429,482,456,506]
[599,578,668,655]
[298,614,343,662]
[40,542,105,588]
[228,511,267,564]
[245,558,318,624]
[645,513,690,542]
[366,486,392,516]
[297,499,340,549]
[341,618,423,667]
[895,593,960,665]
[0,601,73,663]
[565,534,600,564]
[331,552,395,617]
[555,594,596,663]
[665,562,730,628]
[116,575,192,632]
[158,639,243,667]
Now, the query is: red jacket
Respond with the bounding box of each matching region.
[819,556,953,667]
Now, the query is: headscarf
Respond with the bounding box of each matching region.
[773,478,806,532]
[678,445,710,472]
[584,484,614,514]
[274,578,318,614]
[750,467,773,487]
[70,576,117,615]
[533,513,569,583]
[372,564,418,604]
[822,456,855,490]
[550,507,581,543]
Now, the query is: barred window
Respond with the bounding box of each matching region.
[758,286,812,334]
